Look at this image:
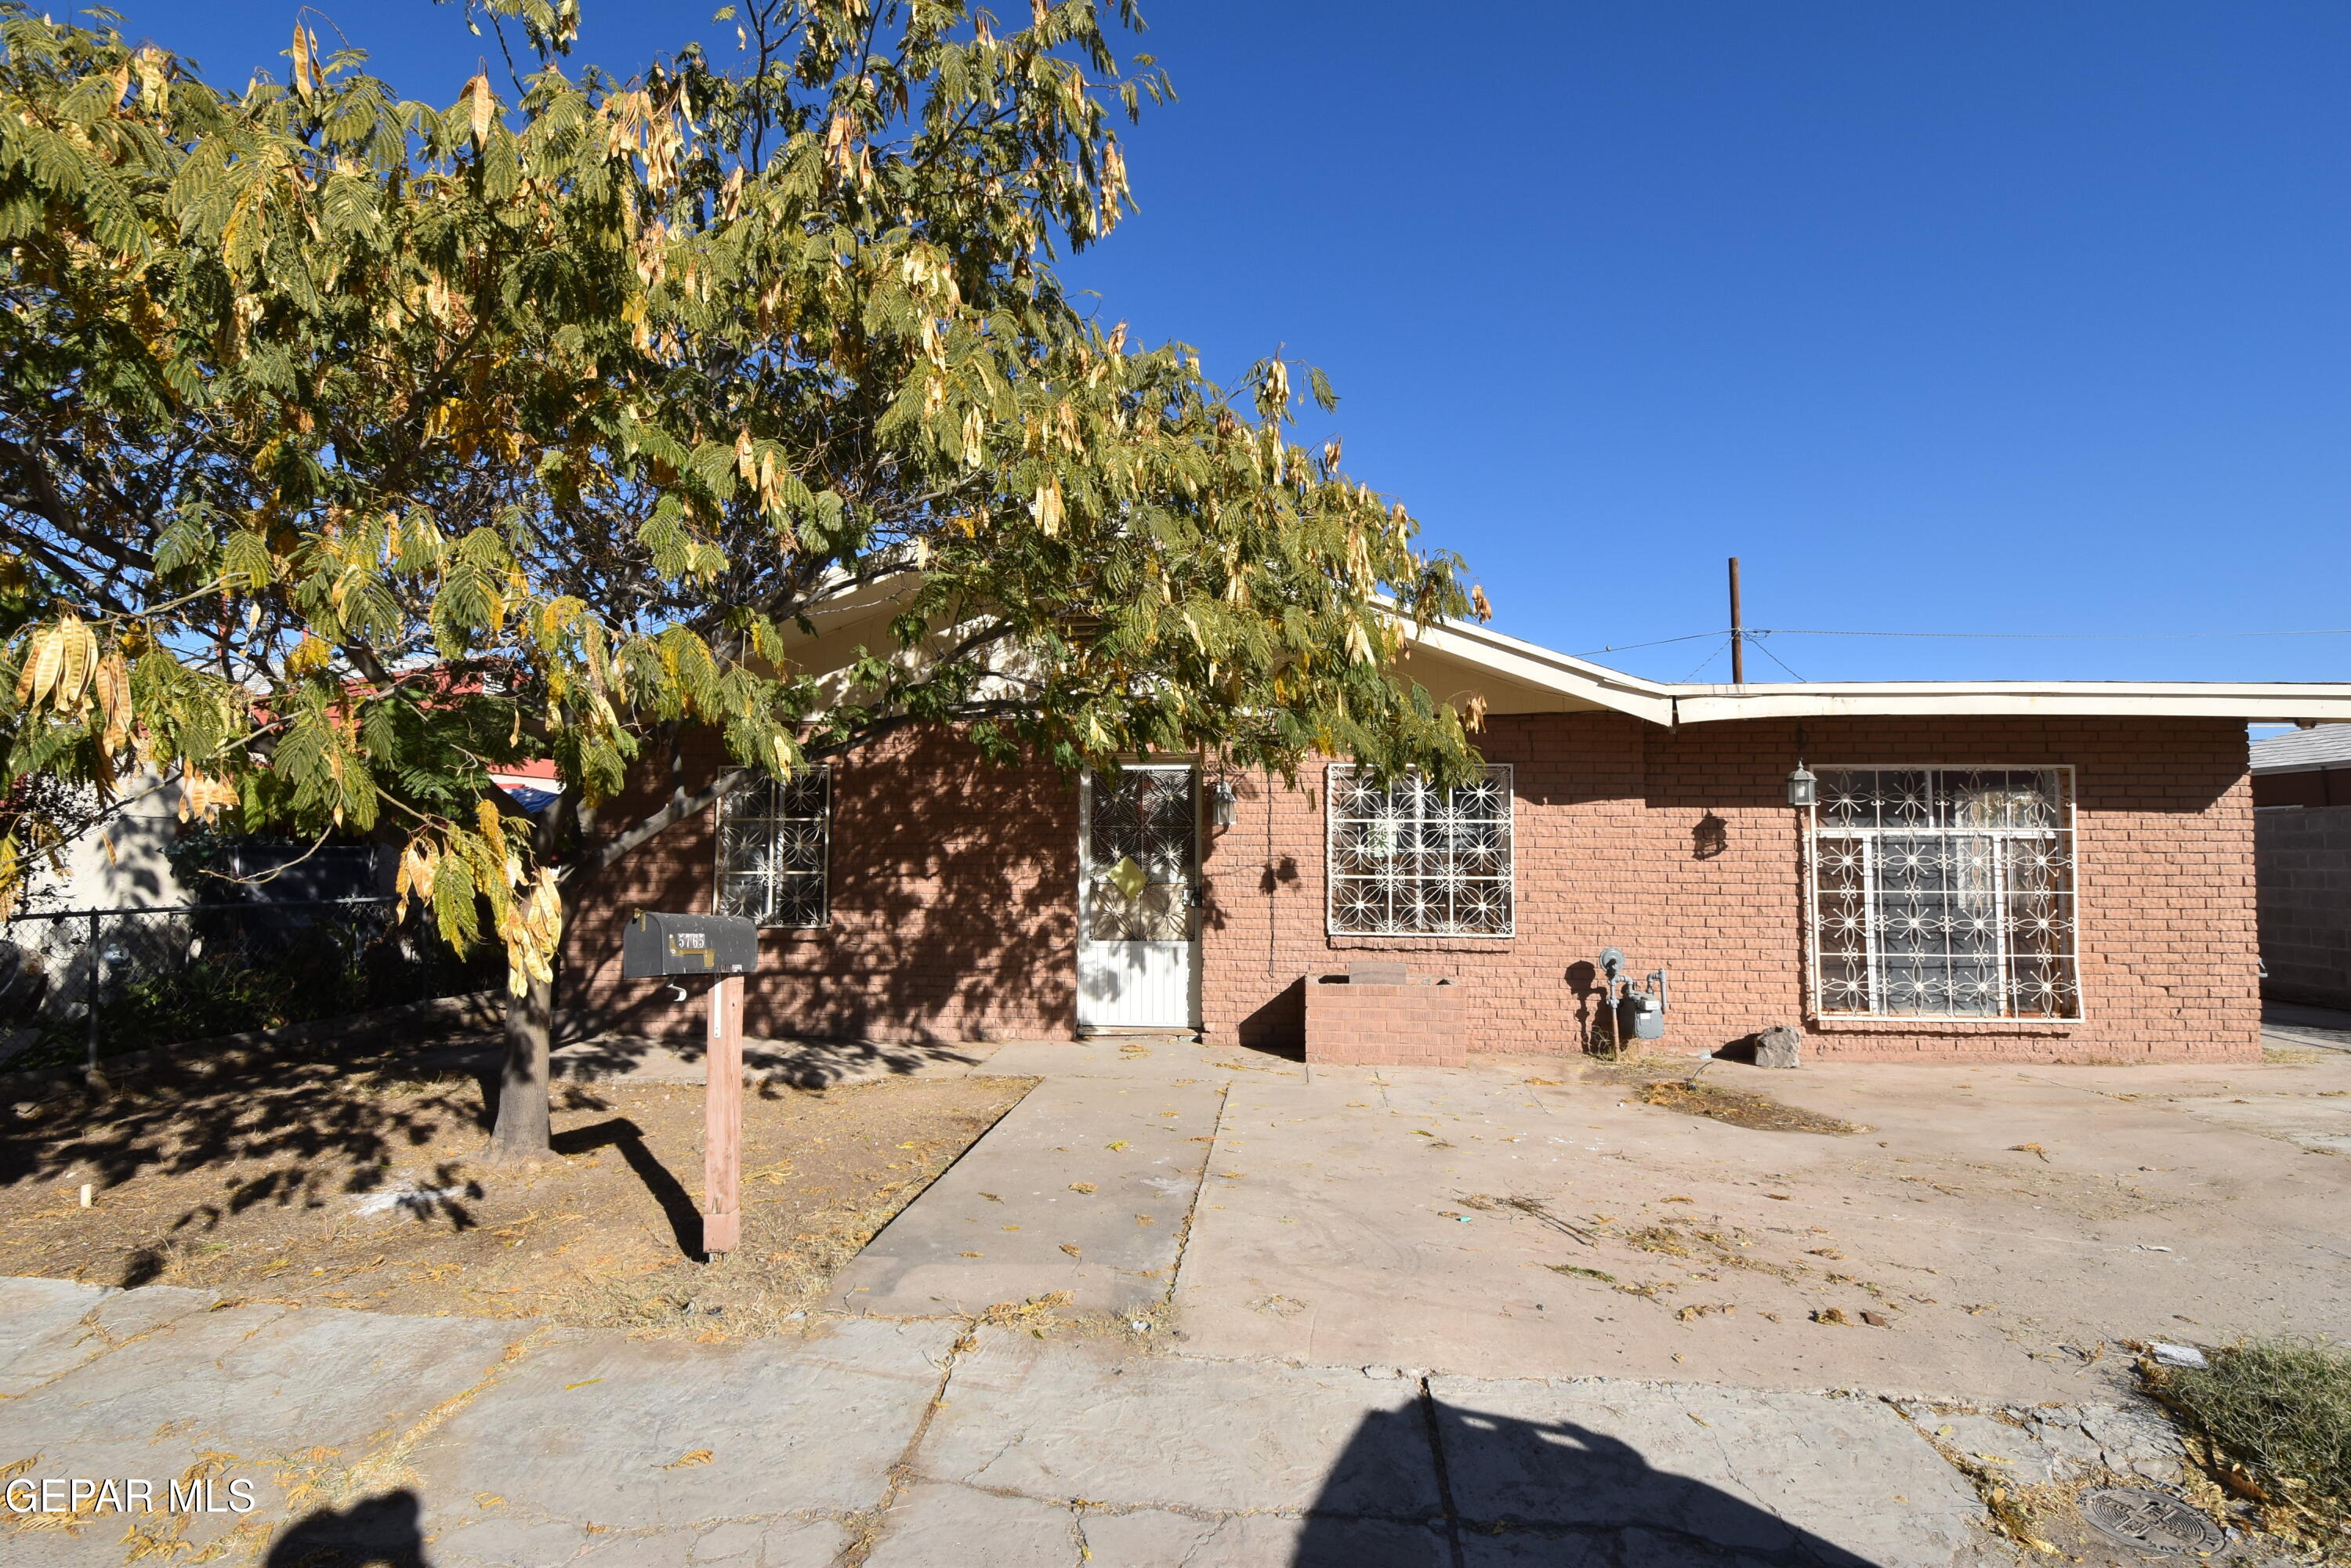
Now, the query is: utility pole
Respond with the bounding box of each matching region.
[1727,556,1745,685]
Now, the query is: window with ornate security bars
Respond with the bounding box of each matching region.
[1807,767,2080,1020]
[716,769,831,929]
[1326,765,1514,938]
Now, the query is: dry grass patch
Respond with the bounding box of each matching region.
[2147,1338,2351,1554]
[1633,1078,1867,1136]
[0,1063,1032,1338]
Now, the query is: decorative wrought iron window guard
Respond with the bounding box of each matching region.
[1326,764,1514,938]
[717,768,831,929]
[1807,766,2080,1019]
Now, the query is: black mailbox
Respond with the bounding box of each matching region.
[621,912,760,979]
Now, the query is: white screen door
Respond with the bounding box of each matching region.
[1077,766,1200,1030]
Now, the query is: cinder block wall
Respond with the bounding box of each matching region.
[1200,714,2259,1064]
[2255,803,2351,1009]
[561,726,1081,1044]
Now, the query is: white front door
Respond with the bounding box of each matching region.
[1077,766,1201,1030]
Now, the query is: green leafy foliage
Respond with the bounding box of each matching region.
[0,0,1486,982]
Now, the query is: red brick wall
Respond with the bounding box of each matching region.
[560,726,1081,1044]
[1304,976,1468,1067]
[1200,714,2259,1064]
[564,714,2259,1064]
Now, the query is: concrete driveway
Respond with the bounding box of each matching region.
[1157,1048,2351,1405]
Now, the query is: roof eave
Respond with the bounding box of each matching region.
[1391,614,2351,727]
[1671,683,2351,725]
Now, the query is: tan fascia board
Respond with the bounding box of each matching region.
[1668,681,2351,726]
[784,592,2351,730]
[1391,614,1680,726]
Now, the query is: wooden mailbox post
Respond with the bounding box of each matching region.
[621,912,759,1259]
[701,971,744,1255]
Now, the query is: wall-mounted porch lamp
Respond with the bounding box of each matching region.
[1784,764,1818,809]
[1210,779,1237,828]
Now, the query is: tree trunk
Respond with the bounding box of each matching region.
[485,791,579,1164]
[486,968,555,1161]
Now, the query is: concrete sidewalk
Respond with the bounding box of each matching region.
[0,1274,2071,1566]
[824,1074,1222,1314]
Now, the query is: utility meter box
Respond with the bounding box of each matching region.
[621,912,759,980]
[1619,991,1666,1041]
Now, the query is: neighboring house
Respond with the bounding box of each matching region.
[491,758,563,815]
[2251,726,2351,1010]
[560,610,2351,1064]
[25,770,190,914]
[2251,725,2351,808]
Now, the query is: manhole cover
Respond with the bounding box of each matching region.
[2079,1487,2226,1555]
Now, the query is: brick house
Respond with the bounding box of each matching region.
[561,614,2351,1065]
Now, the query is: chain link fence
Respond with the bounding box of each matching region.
[1,893,504,1077]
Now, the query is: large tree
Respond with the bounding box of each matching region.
[0,0,1488,1157]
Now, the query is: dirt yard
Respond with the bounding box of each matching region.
[0,1060,1034,1338]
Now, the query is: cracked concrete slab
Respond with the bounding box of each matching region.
[862,1486,1458,1568]
[0,1276,112,1396]
[1,1301,524,1563]
[1895,1399,2185,1490]
[1427,1375,1993,1567]
[0,1280,222,1402]
[408,1317,959,1533]
[1084,1508,1453,1568]
[863,1485,1081,1567]
[826,1077,1221,1314]
[429,1512,849,1568]
[911,1330,1441,1517]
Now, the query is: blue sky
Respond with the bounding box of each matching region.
[129,2,2350,683]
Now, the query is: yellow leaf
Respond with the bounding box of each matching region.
[16,624,57,707]
[467,74,494,144]
[285,636,330,677]
[661,1449,713,1470]
[53,613,96,714]
[94,653,132,756]
[1031,476,1063,537]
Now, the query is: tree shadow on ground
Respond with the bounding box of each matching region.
[1295,1400,1884,1566]
[0,1056,489,1256]
[262,1488,428,1567]
[551,1114,701,1257]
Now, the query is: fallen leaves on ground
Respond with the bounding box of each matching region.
[1634,1080,1867,1135]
